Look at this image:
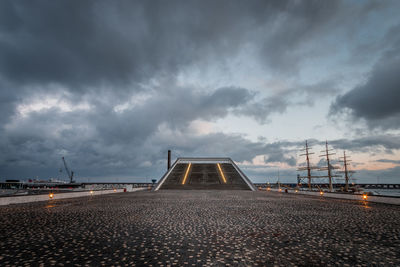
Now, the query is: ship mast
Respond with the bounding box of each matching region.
[305,141,311,188]
[343,151,349,191]
[319,141,340,192]
[320,141,333,192]
[339,151,355,192]
[297,140,319,190]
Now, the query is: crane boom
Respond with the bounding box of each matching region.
[62,157,74,183]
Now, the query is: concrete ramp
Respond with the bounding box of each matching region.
[155,158,256,191]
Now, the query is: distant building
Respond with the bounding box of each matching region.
[155,157,256,191]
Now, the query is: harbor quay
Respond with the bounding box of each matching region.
[1,191,400,266]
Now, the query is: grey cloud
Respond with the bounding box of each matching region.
[238,93,290,124]
[330,23,400,129]
[296,79,342,104]
[259,1,342,73]
[263,143,297,167]
[0,1,267,89]
[0,80,20,125]
[0,86,254,180]
[1,0,399,182]
[93,86,253,144]
[257,1,392,74]
[1,108,302,181]
[0,0,391,126]
[238,79,340,123]
[331,57,400,128]
[0,0,383,89]
[2,107,399,181]
[292,136,400,162]
[376,159,400,164]
[0,0,326,127]
[329,135,400,153]
[154,134,299,169]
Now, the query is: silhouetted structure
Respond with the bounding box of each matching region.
[155,158,256,191]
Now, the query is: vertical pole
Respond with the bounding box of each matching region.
[167,150,171,170]
[278,167,280,187]
[344,151,349,192]
[306,140,312,190]
[326,141,333,192]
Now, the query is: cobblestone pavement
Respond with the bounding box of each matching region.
[1,190,400,266]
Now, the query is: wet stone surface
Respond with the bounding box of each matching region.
[1,190,400,266]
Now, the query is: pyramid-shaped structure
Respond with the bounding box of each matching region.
[154,158,256,191]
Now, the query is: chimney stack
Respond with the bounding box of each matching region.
[167,150,171,170]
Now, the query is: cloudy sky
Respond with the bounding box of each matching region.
[1,0,400,184]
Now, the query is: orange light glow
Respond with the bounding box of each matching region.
[295,190,298,193]
[363,194,368,200]
[113,189,117,192]
[217,163,227,183]
[49,193,54,199]
[278,188,282,192]
[267,187,271,191]
[181,163,192,185]
[320,191,324,196]
[90,190,94,194]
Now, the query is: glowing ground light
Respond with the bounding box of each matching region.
[267,187,271,191]
[181,163,192,185]
[113,189,117,192]
[295,190,298,193]
[90,190,94,195]
[278,188,282,192]
[216,163,227,183]
[363,194,368,200]
[320,191,324,196]
[49,193,54,199]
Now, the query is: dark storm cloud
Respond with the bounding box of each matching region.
[0,0,378,89]
[331,24,400,129]
[259,1,341,73]
[1,103,399,180]
[0,0,385,118]
[0,86,254,179]
[91,86,253,145]
[0,0,399,181]
[0,80,20,125]
[0,0,357,127]
[0,0,266,88]
[257,0,390,74]
[331,58,400,128]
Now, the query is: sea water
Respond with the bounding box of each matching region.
[362,188,400,197]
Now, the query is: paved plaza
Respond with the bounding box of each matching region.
[1,190,400,266]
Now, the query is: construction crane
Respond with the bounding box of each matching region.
[62,157,75,183]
